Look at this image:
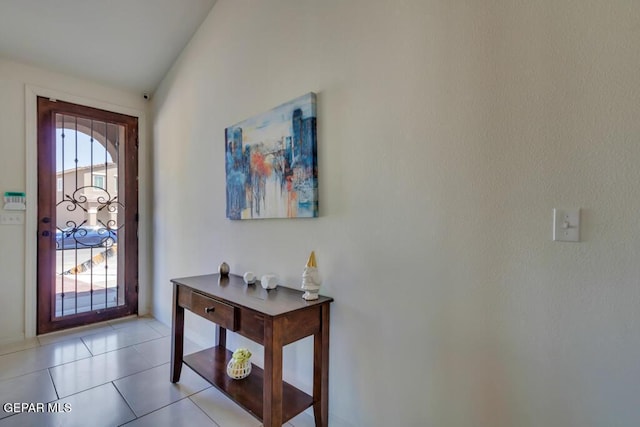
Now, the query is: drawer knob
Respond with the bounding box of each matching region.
[205,307,216,314]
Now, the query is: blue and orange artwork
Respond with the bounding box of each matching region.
[225,93,318,220]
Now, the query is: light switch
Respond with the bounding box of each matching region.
[553,208,580,242]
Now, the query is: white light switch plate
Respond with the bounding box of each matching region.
[553,208,580,242]
[0,212,25,225]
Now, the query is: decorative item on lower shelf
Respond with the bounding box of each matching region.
[301,251,321,300]
[226,348,252,380]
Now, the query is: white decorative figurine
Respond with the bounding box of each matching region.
[260,274,278,290]
[301,251,321,300]
[243,271,256,284]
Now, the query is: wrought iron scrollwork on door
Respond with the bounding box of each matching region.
[56,185,123,250]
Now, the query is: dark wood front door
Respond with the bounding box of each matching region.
[37,97,138,334]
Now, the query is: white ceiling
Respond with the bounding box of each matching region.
[0,0,217,94]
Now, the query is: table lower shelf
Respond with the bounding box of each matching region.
[183,346,314,423]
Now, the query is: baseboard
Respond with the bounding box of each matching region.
[0,334,39,357]
[289,408,353,427]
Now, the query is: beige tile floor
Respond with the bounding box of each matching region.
[0,317,314,427]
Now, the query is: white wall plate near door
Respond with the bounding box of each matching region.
[0,212,25,225]
[553,208,580,242]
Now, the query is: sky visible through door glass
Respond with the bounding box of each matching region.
[56,128,112,172]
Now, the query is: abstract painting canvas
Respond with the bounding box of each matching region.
[225,93,318,220]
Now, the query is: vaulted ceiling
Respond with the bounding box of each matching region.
[0,0,217,94]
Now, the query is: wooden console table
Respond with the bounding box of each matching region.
[170,273,333,427]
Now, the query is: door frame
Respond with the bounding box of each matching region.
[37,97,138,333]
[25,85,149,338]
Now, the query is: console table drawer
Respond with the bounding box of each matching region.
[181,287,237,331]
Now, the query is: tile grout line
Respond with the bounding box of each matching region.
[0,326,167,385]
[80,326,165,356]
[110,380,138,421]
[1,319,223,426]
[53,373,153,403]
[186,395,223,427]
[79,335,98,357]
[113,396,204,426]
[0,340,41,357]
[37,323,119,346]
[0,343,92,384]
[51,346,166,400]
[47,367,61,401]
[108,361,218,425]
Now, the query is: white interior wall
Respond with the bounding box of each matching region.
[151,0,640,425]
[0,67,27,344]
[0,58,150,342]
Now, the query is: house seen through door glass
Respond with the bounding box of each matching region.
[38,97,138,334]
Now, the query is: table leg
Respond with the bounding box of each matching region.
[263,317,284,426]
[218,325,226,349]
[170,285,184,383]
[313,304,330,427]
